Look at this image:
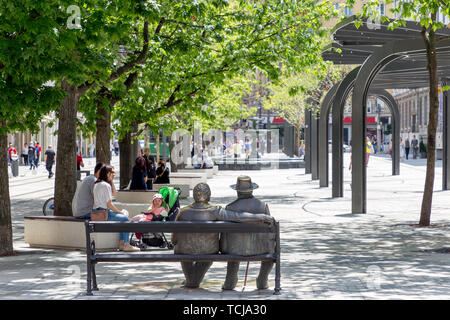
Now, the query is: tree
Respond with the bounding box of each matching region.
[104,0,338,184]
[348,0,450,226]
[0,1,160,218]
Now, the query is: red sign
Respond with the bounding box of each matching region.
[272,117,284,123]
[343,116,376,124]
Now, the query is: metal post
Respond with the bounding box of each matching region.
[443,82,450,190]
[311,111,319,180]
[304,109,312,174]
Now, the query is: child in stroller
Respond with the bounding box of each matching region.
[129,188,181,250]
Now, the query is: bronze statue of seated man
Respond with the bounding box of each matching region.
[220,175,275,290]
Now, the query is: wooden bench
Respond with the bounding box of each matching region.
[84,220,281,295]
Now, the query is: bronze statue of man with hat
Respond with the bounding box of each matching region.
[220,175,275,290]
[172,182,274,288]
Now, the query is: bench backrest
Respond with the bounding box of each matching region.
[86,221,277,234]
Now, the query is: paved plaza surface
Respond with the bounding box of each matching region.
[1,153,450,300]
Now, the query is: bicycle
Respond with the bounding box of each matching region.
[42,197,54,216]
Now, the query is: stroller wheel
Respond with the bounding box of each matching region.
[167,243,174,250]
[160,242,167,248]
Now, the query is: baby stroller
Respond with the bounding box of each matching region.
[130,187,181,251]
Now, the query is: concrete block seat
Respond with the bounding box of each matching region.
[177,168,214,178]
[115,190,157,203]
[168,172,207,189]
[24,216,119,250]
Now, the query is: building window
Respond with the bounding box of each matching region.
[379,3,385,16]
[344,7,353,16]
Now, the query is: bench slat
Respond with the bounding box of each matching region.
[88,221,275,233]
[92,253,275,263]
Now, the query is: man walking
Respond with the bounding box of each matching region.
[405,138,410,160]
[22,142,29,166]
[34,142,41,167]
[44,145,56,178]
[411,135,419,159]
[28,142,36,170]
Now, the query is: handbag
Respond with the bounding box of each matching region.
[154,167,166,183]
[90,209,108,221]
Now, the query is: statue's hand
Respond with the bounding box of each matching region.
[263,216,275,225]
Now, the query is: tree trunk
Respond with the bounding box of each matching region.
[54,85,79,216]
[96,103,111,165]
[119,131,132,190]
[0,127,13,256]
[419,27,438,227]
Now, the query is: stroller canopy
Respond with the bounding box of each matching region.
[158,187,180,210]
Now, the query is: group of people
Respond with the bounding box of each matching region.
[397,135,420,160]
[192,150,214,169]
[7,141,41,168]
[223,137,266,159]
[8,142,57,178]
[130,147,170,190]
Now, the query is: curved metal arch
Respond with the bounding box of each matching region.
[351,38,450,213]
[367,89,400,176]
[317,86,401,192]
[318,83,340,187]
[332,67,361,198]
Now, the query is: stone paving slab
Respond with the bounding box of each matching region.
[1,153,450,300]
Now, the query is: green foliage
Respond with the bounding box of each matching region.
[78,0,337,140]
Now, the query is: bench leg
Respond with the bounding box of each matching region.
[92,263,98,291]
[273,222,282,295]
[86,260,93,296]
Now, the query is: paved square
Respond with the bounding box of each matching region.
[2,154,450,299]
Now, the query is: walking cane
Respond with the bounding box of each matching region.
[242,261,250,292]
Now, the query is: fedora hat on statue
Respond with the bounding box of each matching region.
[230,175,259,192]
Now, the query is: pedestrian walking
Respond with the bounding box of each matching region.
[411,135,419,159]
[28,142,36,170]
[34,142,41,167]
[244,138,251,159]
[405,138,410,160]
[8,143,17,163]
[399,138,405,161]
[366,136,374,166]
[44,145,56,178]
[22,143,29,166]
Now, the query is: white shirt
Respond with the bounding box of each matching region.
[93,181,112,209]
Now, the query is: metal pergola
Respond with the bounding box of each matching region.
[305,16,450,213]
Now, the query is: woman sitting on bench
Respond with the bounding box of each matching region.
[92,165,140,252]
